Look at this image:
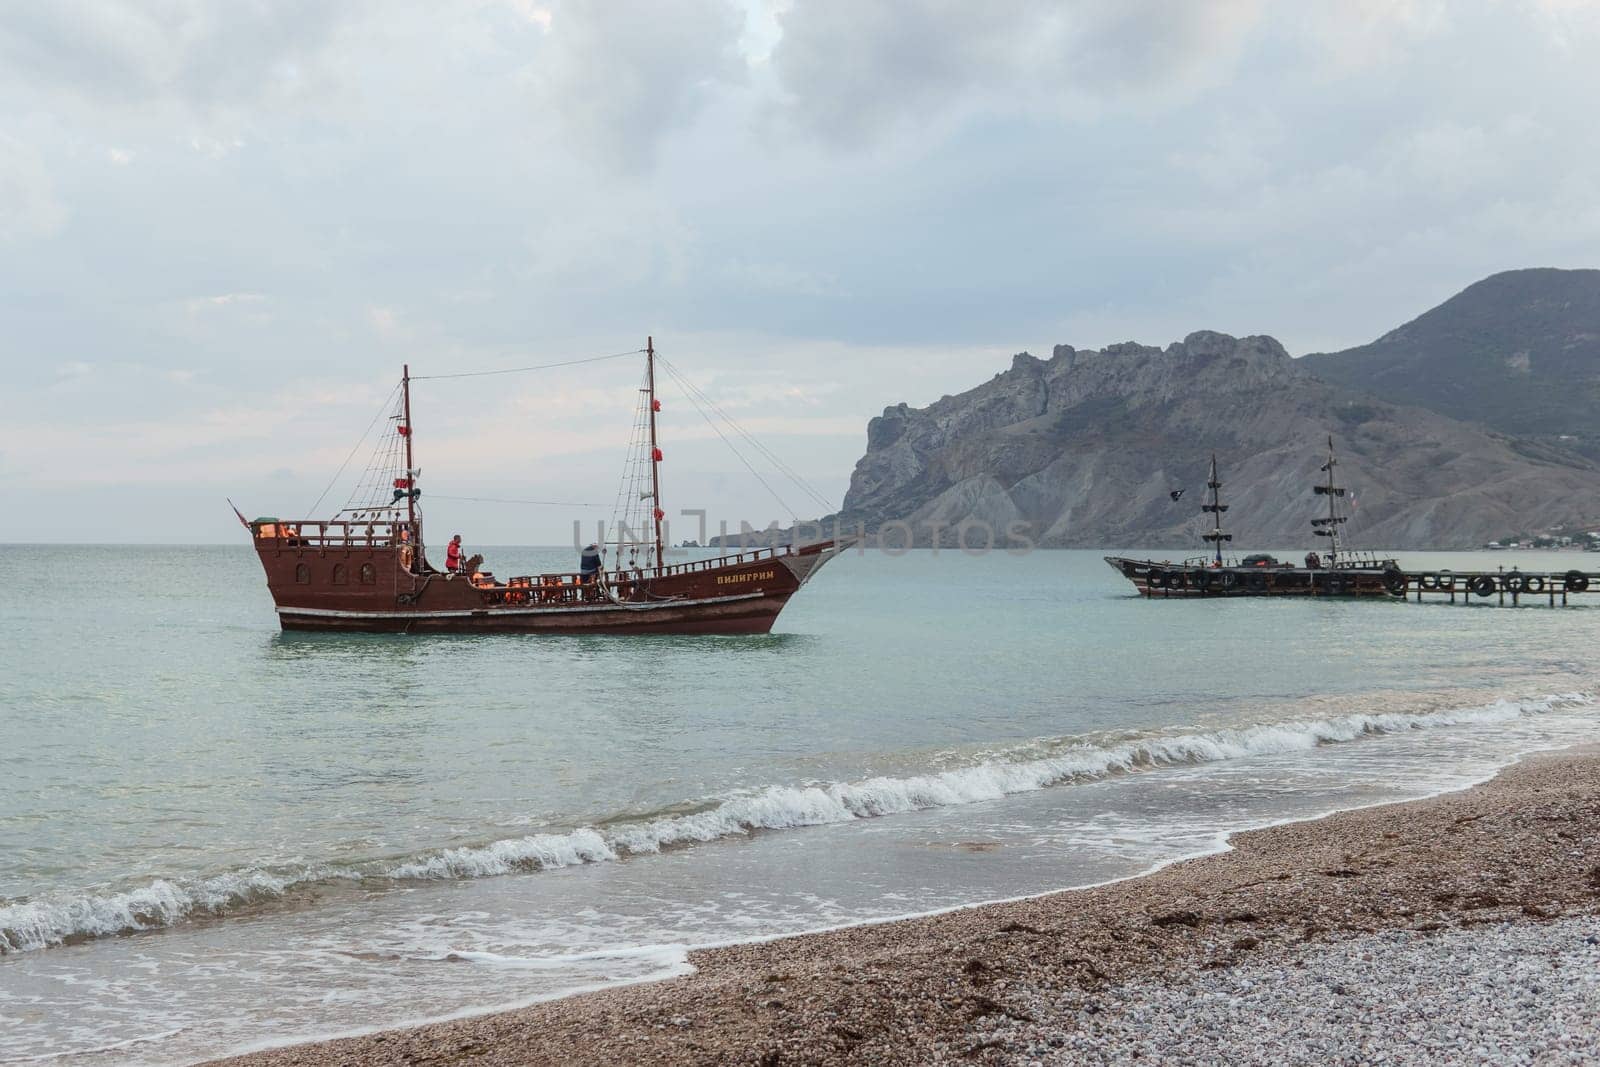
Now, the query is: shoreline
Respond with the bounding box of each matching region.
[208,743,1600,1066]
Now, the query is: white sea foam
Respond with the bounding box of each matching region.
[3,692,1588,956]
[0,868,319,956]
[1,1026,189,1064]
[422,943,691,972]
[389,828,617,880]
[380,693,1588,878]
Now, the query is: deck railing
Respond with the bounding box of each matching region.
[253,520,791,603]
[252,519,410,550]
[489,546,787,606]
[476,574,604,607]
[651,545,782,577]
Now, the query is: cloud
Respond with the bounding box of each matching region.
[527,0,747,173]
[188,292,266,311]
[500,0,554,30]
[0,134,68,241]
[766,0,1266,148]
[188,134,246,158]
[4,0,1600,541]
[368,306,405,339]
[0,0,362,111]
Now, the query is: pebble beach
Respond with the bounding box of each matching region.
[208,745,1600,1066]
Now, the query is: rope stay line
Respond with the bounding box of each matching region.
[342,389,412,515]
[670,368,799,520]
[656,356,837,516]
[430,494,605,508]
[305,382,402,518]
[301,346,833,539]
[604,362,659,573]
[658,357,828,509]
[410,349,644,381]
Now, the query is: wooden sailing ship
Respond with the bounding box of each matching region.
[1105,438,1406,598]
[237,340,848,634]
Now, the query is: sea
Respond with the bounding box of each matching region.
[3,544,1599,1065]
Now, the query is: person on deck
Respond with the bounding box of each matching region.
[580,543,602,583]
[446,534,464,573]
[1305,551,1321,569]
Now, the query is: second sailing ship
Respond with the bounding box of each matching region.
[1105,438,1406,598]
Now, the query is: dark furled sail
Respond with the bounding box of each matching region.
[1199,453,1232,566]
[1311,435,1349,566]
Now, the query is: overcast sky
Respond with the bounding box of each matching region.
[3,0,1598,544]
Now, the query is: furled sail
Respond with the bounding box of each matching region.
[1199,453,1231,562]
[1311,436,1347,562]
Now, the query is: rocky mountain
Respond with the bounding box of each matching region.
[1300,268,1600,457]
[825,330,1600,550]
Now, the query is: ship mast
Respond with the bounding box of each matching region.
[1200,452,1231,565]
[646,336,664,573]
[1312,435,1347,566]
[401,363,416,534]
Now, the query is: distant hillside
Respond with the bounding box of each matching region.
[1300,268,1600,456]
[819,330,1600,550]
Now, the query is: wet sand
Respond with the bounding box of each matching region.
[208,746,1600,1066]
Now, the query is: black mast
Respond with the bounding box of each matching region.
[1311,435,1347,566]
[1200,453,1232,565]
[645,336,665,573]
[402,364,415,533]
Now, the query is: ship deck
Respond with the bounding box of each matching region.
[1106,554,1599,605]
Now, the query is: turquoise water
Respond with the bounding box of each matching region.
[2,544,1599,1064]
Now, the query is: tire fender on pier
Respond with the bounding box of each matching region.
[1470,575,1496,598]
[1565,571,1589,593]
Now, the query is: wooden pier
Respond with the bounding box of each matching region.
[1394,567,1594,606]
[1107,441,1600,606]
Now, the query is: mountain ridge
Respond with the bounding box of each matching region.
[817,320,1600,550]
[1299,268,1600,457]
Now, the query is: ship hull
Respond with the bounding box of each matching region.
[250,525,847,635]
[276,589,800,635]
[1104,555,1404,599]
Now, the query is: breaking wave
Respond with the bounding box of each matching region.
[0,868,333,959]
[3,692,1588,956]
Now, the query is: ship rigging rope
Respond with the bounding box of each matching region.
[431,494,605,508]
[306,382,402,518]
[658,362,797,519]
[656,356,837,515]
[410,349,645,380]
[342,390,410,515]
[605,364,659,572]
[307,348,835,527]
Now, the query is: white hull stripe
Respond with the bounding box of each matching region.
[276,591,771,620]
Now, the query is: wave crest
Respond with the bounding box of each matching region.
[3,693,1587,956]
[0,868,310,956]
